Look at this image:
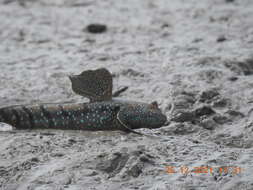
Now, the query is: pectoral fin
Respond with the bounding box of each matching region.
[116,107,145,136]
[69,68,113,102]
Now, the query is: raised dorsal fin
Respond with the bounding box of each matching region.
[69,68,112,102]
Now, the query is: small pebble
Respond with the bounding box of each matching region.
[225,0,234,3]
[217,35,227,42]
[86,24,107,34]
[199,89,219,103]
[195,106,215,117]
[228,76,238,81]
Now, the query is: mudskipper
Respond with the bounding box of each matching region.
[0,68,167,134]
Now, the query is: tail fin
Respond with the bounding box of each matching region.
[0,108,6,123]
[0,107,13,126]
[0,108,5,123]
[0,110,13,131]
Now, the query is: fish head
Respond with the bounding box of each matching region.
[117,101,167,129]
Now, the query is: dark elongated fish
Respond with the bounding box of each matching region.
[0,68,167,133]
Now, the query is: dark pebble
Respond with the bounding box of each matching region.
[161,23,170,28]
[217,35,227,42]
[68,138,77,144]
[199,89,219,103]
[192,140,201,144]
[86,24,107,34]
[228,76,238,81]
[30,157,39,163]
[195,106,215,117]
[193,38,203,43]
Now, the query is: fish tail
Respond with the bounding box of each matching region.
[0,112,4,123]
[0,107,12,125]
[0,105,38,129]
[0,104,83,130]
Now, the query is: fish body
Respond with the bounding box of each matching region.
[0,68,167,132]
[0,101,120,130]
[0,99,167,131]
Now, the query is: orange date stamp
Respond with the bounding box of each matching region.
[166,166,243,175]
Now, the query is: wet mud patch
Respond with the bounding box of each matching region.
[1,0,253,189]
[199,88,220,104]
[95,148,155,179]
[162,123,200,135]
[223,57,253,76]
[196,69,226,84]
[213,133,253,149]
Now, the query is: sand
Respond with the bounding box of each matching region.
[0,0,253,189]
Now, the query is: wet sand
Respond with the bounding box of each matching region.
[1,0,253,189]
